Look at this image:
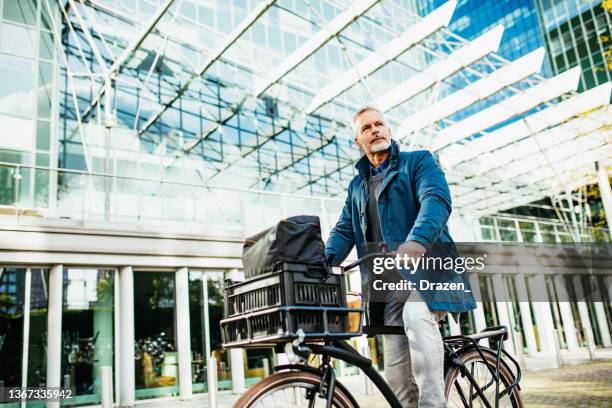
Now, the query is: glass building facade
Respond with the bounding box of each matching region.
[0,0,610,406]
[535,0,612,92]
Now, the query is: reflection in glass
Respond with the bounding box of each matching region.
[245,348,274,386]
[134,272,178,399]
[0,23,36,58]
[0,54,34,117]
[206,272,232,390]
[0,164,16,206]
[545,276,567,349]
[27,269,49,388]
[503,275,526,352]
[3,0,37,26]
[37,62,53,119]
[61,268,114,407]
[188,271,207,393]
[0,267,25,388]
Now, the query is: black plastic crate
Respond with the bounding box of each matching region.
[224,262,344,317]
[221,263,362,347]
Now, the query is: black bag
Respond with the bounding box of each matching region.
[242,215,326,278]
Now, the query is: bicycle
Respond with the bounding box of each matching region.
[230,253,523,408]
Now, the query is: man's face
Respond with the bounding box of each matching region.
[354,110,392,154]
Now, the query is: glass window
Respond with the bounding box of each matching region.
[0,54,34,117]
[39,31,54,60]
[0,114,34,151]
[188,271,207,393]
[0,163,16,205]
[518,221,538,242]
[41,2,53,30]
[36,120,50,150]
[61,268,114,407]
[206,272,232,390]
[1,23,36,58]
[134,272,178,399]
[37,62,53,118]
[3,0,37,26]
[27,268,49,388]
[545,276,567,349]
[478,274,501,350]
[245,348,274,386]
[0,267,26,388]
[503,275,525,352]
[523,275,541,352]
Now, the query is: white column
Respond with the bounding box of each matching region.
[175,267,193,399]
[596,161,612,239]
[531,273,559,363]
[573,275,597,355]
[230,349,245,394]
[114,269,121,407]
[553,275,580,351]
[21,269,32,391]
[514,274,538,355]
[46,265,63,408]
[118,266,135,407]
[491,274,515,352]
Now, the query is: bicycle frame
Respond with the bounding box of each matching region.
[275,326,521,408]
[277,339,403,408]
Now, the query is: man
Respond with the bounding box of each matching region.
[325,107,475,407]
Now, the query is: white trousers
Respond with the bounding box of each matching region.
[383,291,447,407]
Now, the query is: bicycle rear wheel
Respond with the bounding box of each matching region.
[445,349,523,408]
[234,370,358,408]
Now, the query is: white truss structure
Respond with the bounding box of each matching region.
[59,0,611,220]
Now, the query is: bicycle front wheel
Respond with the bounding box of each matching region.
[234,370,358,408]
[445,349,523,408]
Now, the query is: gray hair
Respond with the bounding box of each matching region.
[353,106,386,136]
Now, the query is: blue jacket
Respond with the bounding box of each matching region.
[324,140,476,313]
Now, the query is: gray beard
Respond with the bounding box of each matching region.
[370,141,391,154]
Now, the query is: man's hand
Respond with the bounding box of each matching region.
[397,240,427,260]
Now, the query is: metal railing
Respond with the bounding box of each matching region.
[0,161,344,236]
[1,161,607,242]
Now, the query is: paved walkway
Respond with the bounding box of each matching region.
[519,359,612,408]
[137,358,612,407]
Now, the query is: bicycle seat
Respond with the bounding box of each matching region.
[464,326,509,341]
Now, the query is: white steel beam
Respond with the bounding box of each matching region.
[439,81,611,167]
[397,48,545,138]
[374,24,504,112]
[457,146,608,211]
[80,0,176,120]
[432,66,582,150]
[452,134,607,195]
[253,0,381,96]
[138,0,277,136]
[449,131,607,192]
[305,0,456,114]
[446,114,607,179]
[467,165,601,213]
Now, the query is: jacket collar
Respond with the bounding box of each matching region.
[355,139,400,178]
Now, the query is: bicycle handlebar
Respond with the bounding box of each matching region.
[339,251,396,273]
